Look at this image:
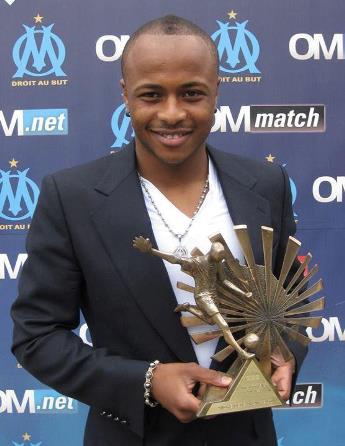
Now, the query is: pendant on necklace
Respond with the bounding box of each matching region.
[173,245,188,258]
[173,235,188,257]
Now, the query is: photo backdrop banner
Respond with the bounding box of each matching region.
[0,1,344,445]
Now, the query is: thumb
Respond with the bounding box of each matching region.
[191,365,232,387]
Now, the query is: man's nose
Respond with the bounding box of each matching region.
[156,97,187,124]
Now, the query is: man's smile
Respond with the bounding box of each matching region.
[150,129,193,146]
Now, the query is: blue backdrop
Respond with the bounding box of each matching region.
[1,1,344,445]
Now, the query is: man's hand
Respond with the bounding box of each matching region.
[151,362,231,423]
[133,236,152,253]
[271,349,296,401]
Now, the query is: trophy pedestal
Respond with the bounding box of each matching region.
[197,358,285,417]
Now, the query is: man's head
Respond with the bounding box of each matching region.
[120,15,220,167]
[121,15,219,79]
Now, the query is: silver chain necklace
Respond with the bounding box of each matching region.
[139,174,209,257]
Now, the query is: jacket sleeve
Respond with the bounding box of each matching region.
[11,174,149,438]
[273,165,308,391]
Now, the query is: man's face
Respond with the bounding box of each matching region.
[121,34,219,166]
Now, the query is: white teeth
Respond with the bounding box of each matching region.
[160,133,185,139]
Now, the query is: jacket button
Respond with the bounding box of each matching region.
[120,419,127,424]
[100,411,106,416]
[107,413,113,418]
[113,416,119,422]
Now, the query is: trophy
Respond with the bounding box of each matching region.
[133,225,324,416]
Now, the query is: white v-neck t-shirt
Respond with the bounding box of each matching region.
[140,158,244,368]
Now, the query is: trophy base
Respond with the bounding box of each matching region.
[197,357,285,417]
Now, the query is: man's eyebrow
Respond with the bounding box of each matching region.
[181,81,209,89]
[134,81,209,91]
[134,83,162,91]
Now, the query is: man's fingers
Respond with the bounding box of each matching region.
[186,393,202,413]
[278,389,290,401]
[271,372,283,388]
[151,362,231,424]
[189,363,232,387]
[173,393,201,423]
[274,382,290,401]
[271,372,291,401]
[178,410,197,424]
[197,382,207,398]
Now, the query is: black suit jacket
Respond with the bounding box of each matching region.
[11,143,307,446]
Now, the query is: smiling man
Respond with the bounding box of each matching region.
[12,15,304,446]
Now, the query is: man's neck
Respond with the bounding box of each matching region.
[136,142,209,218]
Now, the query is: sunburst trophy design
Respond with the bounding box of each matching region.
[133,225,324,415]
[178,225,324,377]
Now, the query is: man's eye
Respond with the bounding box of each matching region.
[141,92,160,99]
[184,91,203,98]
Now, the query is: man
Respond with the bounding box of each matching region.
[11,15,304,446]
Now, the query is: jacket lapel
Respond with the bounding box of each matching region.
[90,143,196,363]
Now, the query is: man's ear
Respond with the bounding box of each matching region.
[120,78,128,108]
[215,76,221,110]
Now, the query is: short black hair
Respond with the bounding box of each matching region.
[121,15,219,78]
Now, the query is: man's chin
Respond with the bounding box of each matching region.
[153,152,195,167]
[136,138,207,167]
[142,143,191,166]
[157,153,187,164]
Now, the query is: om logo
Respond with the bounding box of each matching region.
[111,103,134,148]
[13,24,66,78]
[0,169,40,220]
[211,20,260,74]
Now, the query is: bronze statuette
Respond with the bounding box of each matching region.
[133,225,324,416]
